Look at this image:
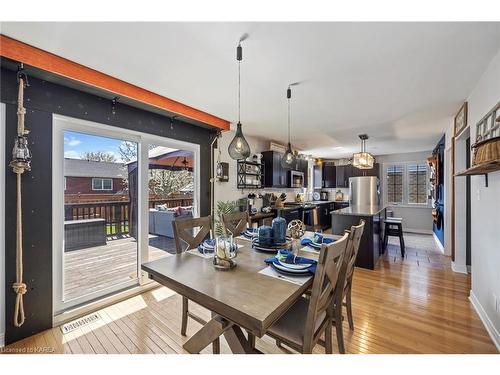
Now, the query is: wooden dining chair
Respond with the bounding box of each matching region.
[221,211,250,236]
[265,231,349,354]
[331,219,365,353]
[171,215,220,352]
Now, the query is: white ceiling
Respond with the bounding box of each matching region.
[1,22,499,158]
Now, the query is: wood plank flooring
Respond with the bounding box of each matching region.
[64,236,174,300]
[3,233,497,354]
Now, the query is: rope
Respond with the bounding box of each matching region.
[12,76,28,328]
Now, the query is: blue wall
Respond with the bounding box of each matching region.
[432,136,445,246]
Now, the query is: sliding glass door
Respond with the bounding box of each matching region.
[53,114,200,316]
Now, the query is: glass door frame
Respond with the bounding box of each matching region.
[52,114,200,315]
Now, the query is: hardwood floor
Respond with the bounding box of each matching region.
[3,233,497,354]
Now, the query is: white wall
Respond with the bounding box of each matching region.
[376,151,434,233]
[464,48,500,349]
[1,103,5,347]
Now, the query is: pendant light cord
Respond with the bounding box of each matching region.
[288,88,291,143]
[238,56,241,124]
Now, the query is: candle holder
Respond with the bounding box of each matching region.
[214,235,237,271]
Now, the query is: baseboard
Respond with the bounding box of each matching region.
[433,232,445,253]
[0,332,4,348]
[451,261,468,274]
[404,228,433,235]
[469,291,500,352]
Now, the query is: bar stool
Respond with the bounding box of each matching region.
[384,217,405,257]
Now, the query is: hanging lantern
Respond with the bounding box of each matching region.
[352,134,375,169]
[281,86,296,169]
[228,37,251,160]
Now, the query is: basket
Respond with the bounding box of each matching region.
[472,136,500,166]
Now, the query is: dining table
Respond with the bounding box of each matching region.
[141,231,340,354]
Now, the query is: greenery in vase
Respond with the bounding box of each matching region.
[215,200,239,237]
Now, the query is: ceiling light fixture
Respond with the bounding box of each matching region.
[228,34,251,160]
[352,134,375,169]
[281,85,296,169]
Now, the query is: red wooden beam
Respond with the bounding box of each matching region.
[0,34,230,131]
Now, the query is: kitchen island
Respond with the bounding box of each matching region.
[331,205,386,270]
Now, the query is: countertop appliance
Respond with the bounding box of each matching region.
[320,191,329,201]
[288,170,304,188]
[349,176,380,206]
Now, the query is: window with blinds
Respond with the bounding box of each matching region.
[408,163,428,204]
[386,165,404,204]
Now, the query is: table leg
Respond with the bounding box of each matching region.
[183,315,232,353]
[223,325,256,354]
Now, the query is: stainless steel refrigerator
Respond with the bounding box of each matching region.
[349,176,380,206]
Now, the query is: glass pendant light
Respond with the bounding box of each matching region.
[228,39,251,160]
[352,134,375,169]
[281,86,296,169]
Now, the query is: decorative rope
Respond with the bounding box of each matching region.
[12,76,29,328]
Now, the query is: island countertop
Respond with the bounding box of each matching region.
[331,204,386,217]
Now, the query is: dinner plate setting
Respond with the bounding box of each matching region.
[197,239,237,254]
[300,232,335,250]
[252,237,292,252]
[265,250,317,275]
[241,228,259,240]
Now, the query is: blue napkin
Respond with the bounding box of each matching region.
[265,250,317,274]
[301,232,334,249]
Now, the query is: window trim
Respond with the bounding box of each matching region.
[383,161,431,208]
[92,177,113,191]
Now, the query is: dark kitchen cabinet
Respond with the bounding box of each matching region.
[317,202,335,230]
[262,151,287,188]
[278,208,302,224]
[335,165,349,188]
[322,162,336,188]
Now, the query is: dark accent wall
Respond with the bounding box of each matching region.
[1,67,215,344]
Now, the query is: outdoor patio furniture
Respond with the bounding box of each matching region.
[149,207,192,238]
[64,218,106,251]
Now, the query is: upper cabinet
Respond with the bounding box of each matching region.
[313,161,380,189]
[322,162,337,188]
[262,151,287,188]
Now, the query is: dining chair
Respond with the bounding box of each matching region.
[171,215,220,353]
[331,219,365,353]
[221,211,251,236]
[265,231,349,354]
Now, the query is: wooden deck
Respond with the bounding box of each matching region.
[64,235,175,301]
[5,233,497,354]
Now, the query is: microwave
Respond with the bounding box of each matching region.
[288,170,304,188]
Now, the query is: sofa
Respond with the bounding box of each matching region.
[148,206,193,238]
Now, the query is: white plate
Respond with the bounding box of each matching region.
[277,259,310,270]
[273,262,311,274]
[313,192,320,201]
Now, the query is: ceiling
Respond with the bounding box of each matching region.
[1,22,499,158]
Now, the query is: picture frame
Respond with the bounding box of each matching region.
[454,102,468,137]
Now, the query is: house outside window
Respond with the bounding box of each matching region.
[384,162,429,207]
[92,177,113,191]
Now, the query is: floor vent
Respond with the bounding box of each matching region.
[61,313,101,334]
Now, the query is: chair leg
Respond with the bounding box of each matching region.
[346,284,354,331]
[399,227,405,257]
[181,296,188,336]
[383,228,389,251]
[334,304,345,354]
[325,321,333,354]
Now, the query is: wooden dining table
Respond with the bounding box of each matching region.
[141,232,339,354]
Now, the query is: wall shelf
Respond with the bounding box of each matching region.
[455,160,500,187]
[237,161,264,189]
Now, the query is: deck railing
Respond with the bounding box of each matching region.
[64,197,193,237]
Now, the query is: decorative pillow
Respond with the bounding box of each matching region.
[156,204,168,211]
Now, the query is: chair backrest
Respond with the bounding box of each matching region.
[302,231,349,351]
[172,215,212,253]
[221,211,250,236]
[345,220,365,282]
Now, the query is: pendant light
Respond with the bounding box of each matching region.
[352,134,375,169]
[228,36,251,160]
[281,85,296,169]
